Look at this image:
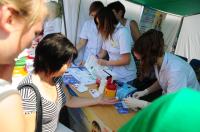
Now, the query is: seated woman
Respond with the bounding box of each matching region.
[18,33,117,132]
[95,7,137,84]
[124,29,200,110]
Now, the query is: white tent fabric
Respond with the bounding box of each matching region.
[161,14,182,52]
[62,0,81,44]
[175,14,200,60]
[107,0,143,23]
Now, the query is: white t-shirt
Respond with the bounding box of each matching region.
[154,52,200,94]
[79,19,103,61]
[102,23,137,83]
[0,79,18,101]
[43,17,61,36]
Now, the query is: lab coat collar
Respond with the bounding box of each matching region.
[160,52,168,73]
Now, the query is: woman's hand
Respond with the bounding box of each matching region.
[124,97,149,111]
[132,89,149,99]
[96,95,118,105]
[97,59,108,66]
[78,61,85,66]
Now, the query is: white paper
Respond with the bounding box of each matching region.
[84,55,116,80]
[89,89,100,98]
[77,84,88,93]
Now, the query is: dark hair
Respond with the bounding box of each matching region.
[89,1,104,15]
[34,33,78,75]
[133,29,165,74]
[107,1,126,18]
[95,7,118,40]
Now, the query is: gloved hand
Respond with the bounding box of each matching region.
[124,97,149,111]
[132,89,149,99]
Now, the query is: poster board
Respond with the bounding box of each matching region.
[139,7,166,33]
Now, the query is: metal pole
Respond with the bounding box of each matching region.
[61,0,67,37]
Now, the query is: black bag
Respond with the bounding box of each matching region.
[18,83,42,132]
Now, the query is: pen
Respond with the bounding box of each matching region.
[96,54,99,59]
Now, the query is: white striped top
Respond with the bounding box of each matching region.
[18,74,66,132]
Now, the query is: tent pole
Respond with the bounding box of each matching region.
[74,0,82,46]
[173,17,184,53]
[61,0,67,37]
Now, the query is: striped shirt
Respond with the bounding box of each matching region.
[18,74,66,132]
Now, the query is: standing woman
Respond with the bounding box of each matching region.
[0,0,47,132]
[95,7,137,84]
[76,1,104,65]
[124,29,200,110]
[107,1,141,42]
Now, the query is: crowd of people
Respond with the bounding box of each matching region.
[0,0,199,132]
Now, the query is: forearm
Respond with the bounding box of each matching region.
[107,58,130,66]
[76,43,84,51]
[130,21,141,41]
[107,53,130,66]
[76,39,87,51]
[65,97,99,108]
[146,81,161,94]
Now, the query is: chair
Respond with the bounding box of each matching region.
[190,59,200,82]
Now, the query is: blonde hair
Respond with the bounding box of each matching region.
[0,0,47,28]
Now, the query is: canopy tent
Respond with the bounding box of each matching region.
[61,0,200,60]
[127,0,200,60]
[127,0,200,16]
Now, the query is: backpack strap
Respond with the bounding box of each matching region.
[18,83,42,132]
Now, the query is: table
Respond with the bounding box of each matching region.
[66,83,136,132]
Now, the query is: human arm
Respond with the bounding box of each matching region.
[130,20,141,41]
[133,81,161,98]
[0,94,25,132]
[98,27,132,66]
[76,20,89,51]
[76,38,87,51]
[98,53,131,66]
[23,112,36,132]
[124,97,149,111]
[64,86,117,108]
[18,88,37,132]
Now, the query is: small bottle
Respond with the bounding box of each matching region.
[104,77,117,97]
[98,78,106,94]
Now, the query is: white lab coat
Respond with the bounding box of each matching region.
[102,23,137,83]
[154,52,200,94]
[79,19,103,61]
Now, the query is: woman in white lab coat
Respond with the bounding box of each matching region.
[124,29,200,110]
[95,7,137,84]
[107,1,141,42]
[76,1,104,65]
